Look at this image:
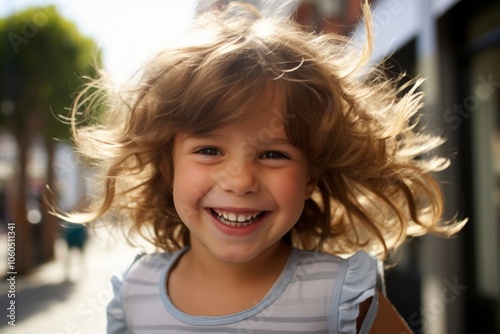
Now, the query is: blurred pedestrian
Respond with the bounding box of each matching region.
[61,221,88,280]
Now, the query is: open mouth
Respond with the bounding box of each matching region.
[211,208,265,227]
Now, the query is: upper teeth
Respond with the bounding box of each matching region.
[213,209,261,223]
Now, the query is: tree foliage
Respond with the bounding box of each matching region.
[0,5,102,272]
[0,5,101,138]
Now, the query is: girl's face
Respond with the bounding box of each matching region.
[171,91,316,265]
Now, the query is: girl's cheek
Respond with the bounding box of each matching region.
[174,165,215,202]
[174,201,197,224]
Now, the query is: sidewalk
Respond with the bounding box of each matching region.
[1,227,151,334]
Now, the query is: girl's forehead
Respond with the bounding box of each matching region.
[209,81,286,121]
[175,85,295,146]
[232,82,285,116]
[193,88,287,136]
[171,77,299,140]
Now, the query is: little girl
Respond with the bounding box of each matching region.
[60,2,464,333]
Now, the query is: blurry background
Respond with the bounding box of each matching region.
[0,0,499,333]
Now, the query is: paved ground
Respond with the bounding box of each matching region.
[0,227,151,334]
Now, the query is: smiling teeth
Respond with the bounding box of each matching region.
[212,209,262,227]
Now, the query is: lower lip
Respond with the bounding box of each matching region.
[207,210,266,236]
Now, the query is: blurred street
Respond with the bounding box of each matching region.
[0,227,146,334]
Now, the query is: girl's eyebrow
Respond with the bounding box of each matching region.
[265,137,293,145]
[181,133,294,147]
[180,133,224,143]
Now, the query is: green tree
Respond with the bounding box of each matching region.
[0,6,101,273]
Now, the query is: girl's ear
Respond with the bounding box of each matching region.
[159,147,175,189]
[305,171,319,198]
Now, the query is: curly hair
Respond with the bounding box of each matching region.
[58,2,464,258]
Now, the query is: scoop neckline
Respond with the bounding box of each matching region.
[159,247,299,326]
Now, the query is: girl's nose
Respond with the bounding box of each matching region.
[216,160,259,196]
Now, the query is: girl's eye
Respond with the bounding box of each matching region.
[260,151,290,160]
[195,147,222,156]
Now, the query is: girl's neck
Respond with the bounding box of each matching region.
[167,240,291,316]
[185,240,291,282]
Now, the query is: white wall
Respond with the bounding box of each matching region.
[354,0,461,62]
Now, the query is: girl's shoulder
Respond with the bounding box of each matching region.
[290,249,379,333]
[293,249,378,299]
[116,248,188,285]
[294,249,378,283]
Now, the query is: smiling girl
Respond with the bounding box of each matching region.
[58,2,464,333]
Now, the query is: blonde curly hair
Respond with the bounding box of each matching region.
[58,2,463,258]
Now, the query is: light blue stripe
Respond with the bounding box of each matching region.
[132,324,328,333]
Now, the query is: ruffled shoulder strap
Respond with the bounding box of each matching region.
[107,251,181,334]
[335,251,379,334]
[107,253,145,334]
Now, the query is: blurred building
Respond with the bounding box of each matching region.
[294,0,500,333]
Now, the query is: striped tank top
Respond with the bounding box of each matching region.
[107,247,378,333]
